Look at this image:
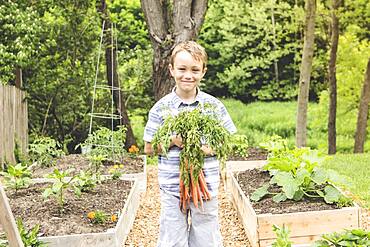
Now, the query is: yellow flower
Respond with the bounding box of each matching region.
[111,214,118,222]
[113,165,119,169]
[119,164,124,168]
[87,211,95,220]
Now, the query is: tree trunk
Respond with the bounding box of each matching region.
[354,59,370,153]
[99,0,136,149]
[15,67,23,88]
[328,0,340,154]
[141,0,208,101]
[295,0,316,148]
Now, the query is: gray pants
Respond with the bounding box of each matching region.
[157,189,223,247]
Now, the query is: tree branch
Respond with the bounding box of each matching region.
[173,0,193,43]
[141,0,168,44]
[191,0,208,36]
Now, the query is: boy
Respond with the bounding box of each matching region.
[144,41,236,247]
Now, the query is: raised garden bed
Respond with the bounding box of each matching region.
[6,178,141,247]
[229,163,360,247]
[31,154,147,192]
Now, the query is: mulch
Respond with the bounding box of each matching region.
[123,166,250,247]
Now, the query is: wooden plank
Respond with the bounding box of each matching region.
[0,185,24,247]
[0,86,4,166]
[230,173,259,247]
[261,236,316,247]
[257,207,359,239]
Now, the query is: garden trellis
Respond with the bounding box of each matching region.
[87,20,123,160]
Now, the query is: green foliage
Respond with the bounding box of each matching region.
[199,0,327,101]
[0,163,31,193]
[42,169,75,210]
[272,225,292,247]
[16,218,46,247]
[72,170,100,197]
[251,140,352,206]
[323,153,370,208]
[229,134,249,157]
[0,1,42,84]
[29,135,64,167]
[87,154,106,174]
[152,104,232,188]
[108,164,124,180]
[312,228,370,247]
[79,125,127,158]
[87,210,108,224]
[223,99,370,153]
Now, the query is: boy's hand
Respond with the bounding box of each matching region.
[201,145,214,156]
[170,135,184,148]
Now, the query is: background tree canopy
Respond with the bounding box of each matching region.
[0,0,368,153]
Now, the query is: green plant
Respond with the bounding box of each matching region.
[0,163,31,193]
[109,164,124,180]
[87,154,106,174]
[312,228,370,247]
[251,144,353,206]
[87,210,108,224]
[42,168,75,210]
[72,170,100,196]
[272,225,292,247]
[78,126,127,158]
[16,218,46,247]
[229,134,249,157]
[28,135,64,167]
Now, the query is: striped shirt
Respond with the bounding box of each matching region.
[143,89,236,198]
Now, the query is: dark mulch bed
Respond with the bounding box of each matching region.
[7,179,132,236]
[31,154,144,178]
[228,147,268,161]
[235,169,340,214]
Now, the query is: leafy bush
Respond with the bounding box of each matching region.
[252,138,352,206]
[78,126,127,158]
[72,170,100,197]
[0,163,31,193]
[312,228,370,247]
[17,218,46,247]
[28,135,64,167]
[229,134,249,157]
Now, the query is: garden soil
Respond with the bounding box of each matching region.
[7,179,132,236]
[31,154,144,178]
[123,166,250,247]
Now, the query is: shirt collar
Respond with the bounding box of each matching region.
[171,86,204,109]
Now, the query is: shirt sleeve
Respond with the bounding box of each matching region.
[218,102,237,134]
[143,107,162,143]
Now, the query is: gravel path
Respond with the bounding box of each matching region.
[124,166,250,247]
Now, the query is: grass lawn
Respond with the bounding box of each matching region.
[323,153,370,208]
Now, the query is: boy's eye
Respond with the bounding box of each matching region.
[178,68,186,71]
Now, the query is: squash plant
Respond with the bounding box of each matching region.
[152,104,231,211]
[312,228,370,247]
[251,144,352,206]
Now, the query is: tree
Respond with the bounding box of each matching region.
[327,0,341,154]
[296,0,316,147]
[354,59,370,153]
[140,0,208,101]
[99,0,136,148]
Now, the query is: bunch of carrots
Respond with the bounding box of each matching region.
[179,159,211,212]
[152,104,231,212]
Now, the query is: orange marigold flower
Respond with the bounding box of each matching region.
[111,214,118,222]
[87,211,95,220]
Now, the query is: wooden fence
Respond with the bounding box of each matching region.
[0,85,28,166]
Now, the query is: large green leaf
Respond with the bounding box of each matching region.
[323,185,341,204]
[312,168,328,185]
[274,172,299,199]
[250,183,270,201]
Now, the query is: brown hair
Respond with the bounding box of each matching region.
[170,41,208,69]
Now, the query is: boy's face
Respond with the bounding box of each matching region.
[169,50,206,95]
